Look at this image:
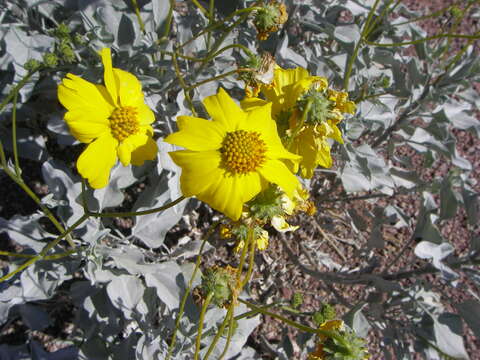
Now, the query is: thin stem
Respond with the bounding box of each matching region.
[241,230,256,288]
[88,196,185,218]
[191,0,209,18]
[238,298,317,333]
[0,71,35,114]
[365,33,480,47]
[392,1,463,27]
[172,50,197,116]
[344,0,382,91]
[0,214,88,283]
[203,306,234,360]
[130,0,145,34]
[177,7,259,50]
[166,224,218,360]
[0,142,76,249]
[194,292,213,360]
[11,90,20,177]
[204,225,253,360]
[185,70,238,92]
[218,310,235,360]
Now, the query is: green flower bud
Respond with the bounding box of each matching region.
[73,33,86,46]
[450,6,462,19]
[54,23,71,39]
[297,88,333,125]
[24,59,41,71]
[59,41,76,63]
[253,1,288,40]
[291,292,304,309]
[42,53,58,68]
[200,266,237,308]
[248,184,283,221]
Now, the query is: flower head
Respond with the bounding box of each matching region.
[242,66,355,178]
[308,320,369,360]
[165,88,300,220]
[58,48,157,188]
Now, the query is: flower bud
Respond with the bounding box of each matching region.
[253,1,288,41]
[42,53,58,68]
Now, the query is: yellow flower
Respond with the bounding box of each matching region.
[242,66,355,179]
[165,88,301,220]
[58,48,157,188]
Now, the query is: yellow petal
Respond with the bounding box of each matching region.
[101,48,118,107]
[259,159,299,197]
[256,229,269,250]
[169,150,223,196]
[64,115,110,143]
[242,104,300,162]
[117,133,149,166]
[58,75,114,113]
[165,116,223,151]
[113,68,143,107]
[77,134,118,189]
[202,88,246,132]
[137,103,155,125]
[271,215,299,233]
[240,97,268,112]
[239,172,264,203]
[199,175,243,220]
[131,136,158,166]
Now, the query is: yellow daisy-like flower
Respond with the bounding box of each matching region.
[242,66,356,179]
[58,48,157,188]
[165,88,301,220]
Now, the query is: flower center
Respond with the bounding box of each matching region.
[220,130,267,174]
[109,106,139,141]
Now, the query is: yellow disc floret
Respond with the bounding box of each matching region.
[109,106,140,141]
[220,130,267,174]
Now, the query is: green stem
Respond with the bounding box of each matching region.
[365,32,480,47]
[0,140,76,248]
[0,214,88,283]
[194,292,213,360]
[344,0,382,91]
[172,51,197,116]
[0,71,35,114]
[203,306,234,360]
[177,7,260,50]
[11,90,20,177]
[392,0,464,26]
[87,196,185,218]
[241,229,256,288]
[131,0,145,34]
[238,298,349,348]
[185,70,238,92]
[218,310,235,360]
[166,224,218,360]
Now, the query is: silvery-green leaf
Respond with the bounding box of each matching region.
[0,213,54,252]
[334,24,361,44]
[106,275,144,319]
[276,35,308,68]
[433,313,469,360]
[144,261,184,310]
[132,171,186,248]
[414,241,458,281]
[343,303,371,337]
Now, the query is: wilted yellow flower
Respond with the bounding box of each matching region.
[58,48,157,188]
[165,88,300,220]
[242,66,355,179]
